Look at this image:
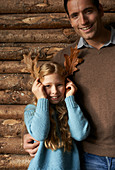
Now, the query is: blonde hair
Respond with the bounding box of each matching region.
[38,62,67,80]
[38,62,72,152]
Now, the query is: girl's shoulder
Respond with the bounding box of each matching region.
[24,104,36,112]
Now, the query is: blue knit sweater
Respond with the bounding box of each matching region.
[24,95,90,170]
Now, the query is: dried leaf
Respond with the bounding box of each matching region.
[21,51,40,78]
[64,45,83,75]
[33,53,39,78]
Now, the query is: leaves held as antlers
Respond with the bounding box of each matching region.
[64,45,83,76]
[22,45,83,79]
[21,51,40,78]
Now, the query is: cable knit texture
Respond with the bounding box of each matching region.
[24,96,90,170]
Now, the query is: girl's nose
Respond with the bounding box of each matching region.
[51,85,58,94]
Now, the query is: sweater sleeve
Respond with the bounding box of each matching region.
[65,95,90,141]
[24,98,50,141]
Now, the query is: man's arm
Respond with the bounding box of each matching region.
[23,133,40,157]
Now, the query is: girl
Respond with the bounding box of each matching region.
[24,62,90,170]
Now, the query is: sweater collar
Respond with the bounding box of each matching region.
[78,27,115,49]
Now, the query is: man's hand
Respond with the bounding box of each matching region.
[23,134,40,157]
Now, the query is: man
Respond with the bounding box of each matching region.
[23,0,115,169]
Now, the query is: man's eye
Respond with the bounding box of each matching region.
[86,9,93,14]
[57,84,63,87]
[71,14,78,19]
[44,85,50,88]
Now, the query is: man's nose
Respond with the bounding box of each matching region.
[79,13,88,25]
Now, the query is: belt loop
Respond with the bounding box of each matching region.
[106,157,110,170]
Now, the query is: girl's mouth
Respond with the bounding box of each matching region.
[50,96,59,100]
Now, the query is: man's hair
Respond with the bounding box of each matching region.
[64,0,100,15]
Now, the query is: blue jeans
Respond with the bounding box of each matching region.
[81,152,115,170]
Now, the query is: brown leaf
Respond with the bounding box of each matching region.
[64,45,83,75]
[33,53,40,78]
[21,51,40,78]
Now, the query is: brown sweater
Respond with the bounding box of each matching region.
[53,42,115,157]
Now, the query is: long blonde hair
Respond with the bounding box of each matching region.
[38,62,72,152]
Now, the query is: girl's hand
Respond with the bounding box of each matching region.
[32,78,47,100]
[66,78,77,97]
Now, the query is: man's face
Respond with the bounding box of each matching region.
[67,0,103,40]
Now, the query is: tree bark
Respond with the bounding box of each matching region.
[0,0,64,14]
[0,154,31,169]
[0,29,78,43]
[0,0,114,13]
[0,13,70,29]
[0,119,23,137]
[0,105,25,119]
[0,13,114,29]
[0,61,45,73]
[0,90,34,104]
[0,74,34,90]
[0,43,66,60]
[0,137,26,154]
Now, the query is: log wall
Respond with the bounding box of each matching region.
[0,0,115,169]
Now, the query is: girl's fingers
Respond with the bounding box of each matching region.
[35,78,40,84]
[66,81,77,90]
[66,81,73,89]
[34,78,42,87]
[67,78,71,82]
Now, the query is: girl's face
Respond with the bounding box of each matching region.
[42,73,65,104]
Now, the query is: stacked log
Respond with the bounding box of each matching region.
[0,0,115,169]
